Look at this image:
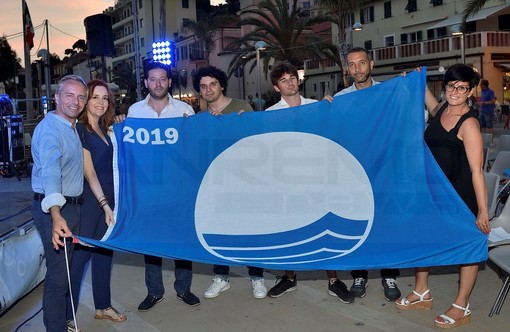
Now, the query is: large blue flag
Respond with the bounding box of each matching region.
[83,70,487,270]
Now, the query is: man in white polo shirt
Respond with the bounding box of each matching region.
[127,61,199,311]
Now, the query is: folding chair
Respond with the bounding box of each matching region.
[483,147,489,172]
[489,189,510,248]
[488,135,510,163]
[482,133,493,149]
[488,245,510,317]
[484,172,500,219]
[489,151,510,179]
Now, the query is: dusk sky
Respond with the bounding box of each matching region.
[2,1,115,66]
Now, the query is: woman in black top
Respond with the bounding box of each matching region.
[396,64,489,329]
[66,80,127,326]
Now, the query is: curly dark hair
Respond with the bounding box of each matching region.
[192,66,228,94]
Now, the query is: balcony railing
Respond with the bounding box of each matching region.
[305,31,509,73]
[371,31,510,62]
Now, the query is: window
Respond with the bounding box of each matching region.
[384,2,392,19]
[360,6,374,24]
[140,37,145,48]
[401,33,407,44]
[176,48,180,62]
[139,0,143,9]
[430,0,443,6]
[139,18,143,29]
[427,27,447,39]
[405,0,417,13]
[401,31,423,44]
[183,18,190,26]
[364,40,372,50]
[182,0,189,9]
[181,46,188,60]
[499,14,510,30]
[346,13,355,28]
[384,35,395,47]
[302,2,310,9]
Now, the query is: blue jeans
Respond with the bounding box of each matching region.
[33,199,80,332]
[479,112,494,129]
[213,265,264,280]
[145,255,193,296]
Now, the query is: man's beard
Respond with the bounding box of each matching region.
[149,88,168,100]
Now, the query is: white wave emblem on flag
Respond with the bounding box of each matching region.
[194,132,374,265]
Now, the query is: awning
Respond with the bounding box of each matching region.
[427,3,510,30]
[495,63,510,70]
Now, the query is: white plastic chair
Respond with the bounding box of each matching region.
[488,135,510,162]
[489,151,510,178]
[484,172,500,219]
[488,245,510,317]
[482,133,493,149]
[483,147,490,172]
[489,196,510,248]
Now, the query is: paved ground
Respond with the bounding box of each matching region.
[1,124,510,332]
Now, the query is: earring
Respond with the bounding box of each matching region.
[468,98,473,107]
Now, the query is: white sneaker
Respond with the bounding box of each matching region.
[204,276,230,298]
[251,278,267,299]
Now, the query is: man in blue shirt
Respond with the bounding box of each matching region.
[253,92,266,111]
[32,75,87,332]
[478,79,496,135]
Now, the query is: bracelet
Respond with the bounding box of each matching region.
[98,196,108,208]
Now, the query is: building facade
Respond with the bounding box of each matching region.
[304,0,510,103]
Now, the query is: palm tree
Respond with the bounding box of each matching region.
[72,39,87,53]
[316,0,368,87]
[226,0,340,78]
[463,0,508,22]
[181,15,226,64]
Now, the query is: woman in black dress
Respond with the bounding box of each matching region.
[66,80,127,326]
[396,64,489,329]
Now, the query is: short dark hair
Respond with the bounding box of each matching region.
[346,47,371,61]
[443,64,480,91]
[144,61,170,78]
[192,66,229,94]
[480,79,489,87]
[270,62,298,85]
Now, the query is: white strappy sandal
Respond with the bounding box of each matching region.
[434,303,472,329]
[395,289,433,310]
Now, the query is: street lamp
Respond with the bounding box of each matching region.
[297,69,305,84]
[451,24,465,64]
[341,23,363,87]
[255,41,267,111]
[350,22,363,48]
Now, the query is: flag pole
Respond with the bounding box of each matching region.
[44,19,51,113]
[22,0,34,120]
